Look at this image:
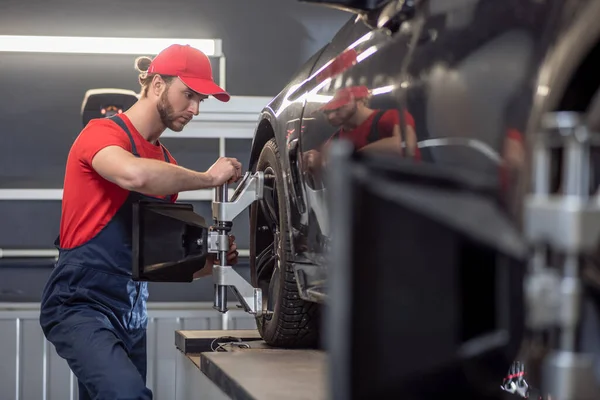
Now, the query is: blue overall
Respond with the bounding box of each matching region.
[40,115,173,400]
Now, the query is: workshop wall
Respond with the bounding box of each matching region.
[0,1,348,247]
[0,0,349,302]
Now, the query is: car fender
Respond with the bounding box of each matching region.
[248,108,281,172]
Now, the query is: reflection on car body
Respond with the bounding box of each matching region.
[245,0,596,352]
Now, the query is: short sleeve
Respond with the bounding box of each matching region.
[377,110,400,139]
[75,120,132,166]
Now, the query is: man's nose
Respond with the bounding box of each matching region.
[189,100,200,116]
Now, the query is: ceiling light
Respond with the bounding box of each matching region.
[0,36,221,57]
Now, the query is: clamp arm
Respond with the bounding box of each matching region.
[208,171,266,316]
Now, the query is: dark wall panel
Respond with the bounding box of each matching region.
[0,201,62,248]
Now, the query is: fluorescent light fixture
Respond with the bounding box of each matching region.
[0,36,221,57]
[371,85,395,95]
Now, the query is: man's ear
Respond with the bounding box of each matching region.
[150,75,166,97]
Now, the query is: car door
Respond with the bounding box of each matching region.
[296,0,420,265]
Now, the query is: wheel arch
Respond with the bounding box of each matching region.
[249,112,279,173]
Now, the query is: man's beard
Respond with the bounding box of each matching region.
[331,103,358,129]
[157,89,184,132]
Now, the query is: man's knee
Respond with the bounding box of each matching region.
[46,314,151,399]
[75,333,153,399]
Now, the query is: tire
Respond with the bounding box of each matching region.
[249,138,320,348]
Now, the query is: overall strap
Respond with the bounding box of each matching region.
[331,129,341,141]
[160,145,171,163]
[109,115,139,157]
[109,115,173,202]
[366,110,387,145]
[159,145,173,202]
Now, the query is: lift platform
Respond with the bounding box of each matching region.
[174,330,327,400]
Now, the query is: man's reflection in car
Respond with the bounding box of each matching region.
[303,86,420,176]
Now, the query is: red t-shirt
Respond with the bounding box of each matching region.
[59,114,178,249]
[334,109,418,157]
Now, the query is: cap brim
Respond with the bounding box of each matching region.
[319,99,347,111]
[179,76,230,102]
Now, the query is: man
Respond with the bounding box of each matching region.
[39,44,242,400]
[304,86,420,172]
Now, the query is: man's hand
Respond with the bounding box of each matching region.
[193,235,239,279]
[207,157,243,186]
[303,149,323,171]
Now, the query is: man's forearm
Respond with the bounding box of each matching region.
[360,137,403,153]
[405,125,418,156]
[130,157,215,195]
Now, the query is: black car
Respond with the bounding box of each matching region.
[245,0,600,349]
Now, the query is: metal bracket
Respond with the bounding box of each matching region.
[522,112,600,399]
[524,112,600,331]
[209,171,266,316]
[212,171,264,223]
[212,263,262,316]
[525,195,600,253]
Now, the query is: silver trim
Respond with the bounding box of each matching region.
[0,248,59,258]
[43,334,48,400]
[0,188,236,201]
[15,317,21,400]
[0,248,249,259]
[70,370,75,400]
[0,301,255,312]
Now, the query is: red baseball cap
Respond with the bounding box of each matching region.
[319,86,370,111]
[147,44,230,102]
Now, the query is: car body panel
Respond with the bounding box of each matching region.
[249,0,600,302]
[298,12,414,267]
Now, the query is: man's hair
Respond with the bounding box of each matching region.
[135,56,175,97]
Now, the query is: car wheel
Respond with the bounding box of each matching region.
[249,138,320,348]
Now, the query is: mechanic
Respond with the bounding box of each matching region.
[304,85,420,171]
[38,44,242,400]
[324,86,419,156]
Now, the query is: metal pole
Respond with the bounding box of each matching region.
[214,184,229,313]
[219,55,226,91]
